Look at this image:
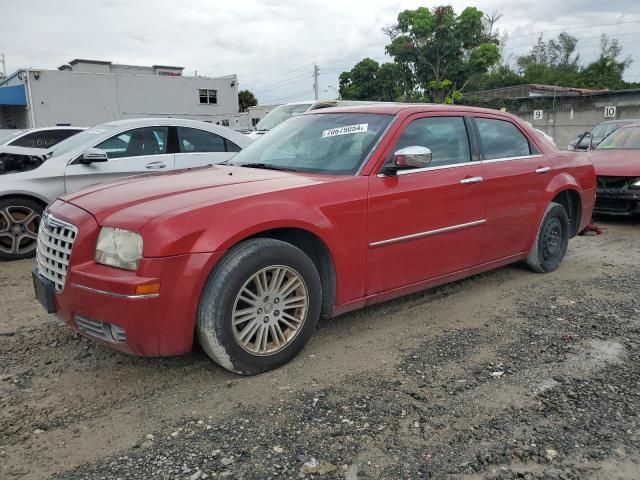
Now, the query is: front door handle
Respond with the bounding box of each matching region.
[460,176,484,185]
[535,167,551,174]
[145,161,167,170]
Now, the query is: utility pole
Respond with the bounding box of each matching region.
[313,63,319,101]
[536,33,543,64]
[0,54,6,78]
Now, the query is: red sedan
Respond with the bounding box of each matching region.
[588,123,640,216]
[32,105,595,375]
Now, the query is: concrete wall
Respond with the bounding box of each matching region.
[16,69,239,128]
[480,91,640,149]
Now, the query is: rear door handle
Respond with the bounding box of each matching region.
[460,176,484,185]
[535,167,551,174]
[145,161,167,170]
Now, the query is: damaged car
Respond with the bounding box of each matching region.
[589,123,640,216]
[0,126,84,149]
[32,104,595,374]
[0,118,251,260]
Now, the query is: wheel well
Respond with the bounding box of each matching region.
[551,189,581,237]
[249,228,336,319]
[0,194,47,210]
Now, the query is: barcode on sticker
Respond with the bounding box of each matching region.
[321,123,368,138]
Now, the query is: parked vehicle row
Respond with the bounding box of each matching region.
[0,118,251,260]
[32,104,595,375]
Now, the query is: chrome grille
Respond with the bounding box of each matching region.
[75,315,127,343]
[36,213,78,292]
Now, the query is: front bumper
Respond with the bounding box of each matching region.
[594,189,640,216]
[37,200,224,356]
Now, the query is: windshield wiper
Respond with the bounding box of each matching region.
[238,162,302,172]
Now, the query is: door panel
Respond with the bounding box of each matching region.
[366,115,485,295]
[64,153,176,194]
[473,116,549,262]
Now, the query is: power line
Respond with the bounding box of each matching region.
[265,89,314,104]
[503,31,640,51]
[243,63,313,89]
[505,20,640,42]
[251,72,311,93]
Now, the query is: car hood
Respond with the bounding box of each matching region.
[0,145,50,157]
[62,165,339,227]
[589,149,640,177]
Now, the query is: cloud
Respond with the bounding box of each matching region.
[2,0,639,104]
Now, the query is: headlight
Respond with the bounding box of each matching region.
[95,227,143,271]
[631,178,640,189]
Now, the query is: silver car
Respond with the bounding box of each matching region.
[0,118,252,261]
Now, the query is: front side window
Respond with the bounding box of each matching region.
[476,118,531,160]
[386,116,471,168]
[177,127,238,153]
[96,126,168,159]
[199,89,217,104]
[9,129,80,148]
[228,113,392,175]
[596,126,640,150]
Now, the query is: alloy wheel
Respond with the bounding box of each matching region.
[232,265,309,356]
[0,206,40,256]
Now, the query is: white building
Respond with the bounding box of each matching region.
[0,59,241,129]
[237,104,279,130]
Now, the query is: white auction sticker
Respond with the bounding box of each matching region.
[321,123,368,138]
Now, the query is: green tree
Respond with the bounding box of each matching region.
[384,5,500,102]
[338,58,406,101]
[581,35,632,89]
[238,90,258,112]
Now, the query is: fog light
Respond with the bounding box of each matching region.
[109,323,127,343]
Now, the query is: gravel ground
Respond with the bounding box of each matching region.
[1,219,639,479]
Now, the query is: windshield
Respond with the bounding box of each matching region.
[48,125,118,157]
[591,122,627,140]
[0,130,26,145]
[596,126,640,150]
[228,113,392,175]
[255,104,312,131]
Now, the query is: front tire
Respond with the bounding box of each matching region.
[0,197,43,261]
[197,238,322,375]
[526,202,570,273]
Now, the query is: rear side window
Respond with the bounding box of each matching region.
[475,118,531,160]
[177,127,237,153]
[390,116,471,167]
[9,129,80,148]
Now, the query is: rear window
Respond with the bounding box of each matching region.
[9,129,80,148]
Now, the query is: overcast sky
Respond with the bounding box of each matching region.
[2,0,639,104]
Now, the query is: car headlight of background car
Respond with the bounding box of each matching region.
[95,227,143,270]
[630,178,640,189]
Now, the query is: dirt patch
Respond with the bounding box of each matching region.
[1,219,639,479]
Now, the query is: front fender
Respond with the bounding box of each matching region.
[141,178,370,305]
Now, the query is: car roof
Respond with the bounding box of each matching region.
[307,103,521,118]
[600,119,640,125]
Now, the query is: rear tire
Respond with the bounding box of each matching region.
[197,238,322,375]
[526,202,570,273]
[0,197,43,261]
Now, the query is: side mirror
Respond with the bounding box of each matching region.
[383,146,432,175]
[79,148,108,164]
